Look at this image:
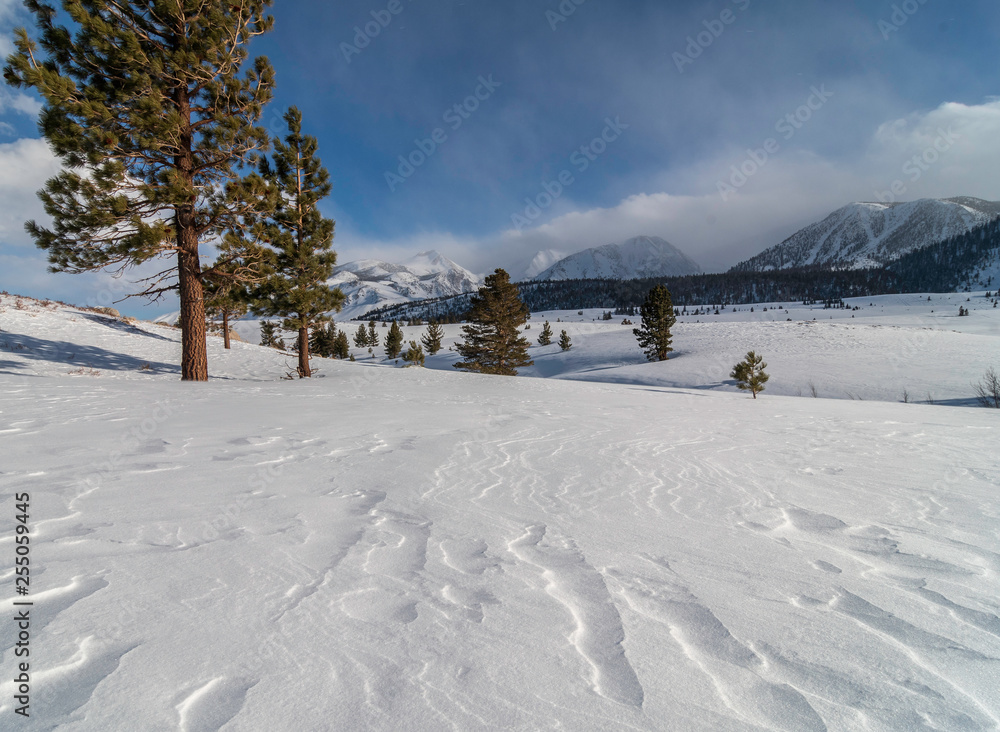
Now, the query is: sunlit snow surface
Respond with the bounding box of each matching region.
[1,293,999,731]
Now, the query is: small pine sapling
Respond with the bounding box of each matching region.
[731,351,769,399]
[559,330,572,351]
[402,341,425,367]
[538,321,553,346]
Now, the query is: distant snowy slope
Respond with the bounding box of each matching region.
[535,235,702,281]
[330,249,483,319]
[734,197,1000,271]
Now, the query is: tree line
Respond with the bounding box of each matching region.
[363,216,1000,324]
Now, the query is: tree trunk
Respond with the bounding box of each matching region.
[173,80,207,380]
[298,326,311,377]
[223,310,231,350]
[177,226,208,381]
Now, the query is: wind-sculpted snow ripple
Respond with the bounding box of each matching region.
[508,524,644,707]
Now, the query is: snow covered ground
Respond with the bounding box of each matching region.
[1,293,999,730]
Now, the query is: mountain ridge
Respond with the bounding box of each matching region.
[733,197,1000,272]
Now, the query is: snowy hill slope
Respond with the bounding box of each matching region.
[6,292,1000,404]
[734,197,1000,271]
[331,250,483,320]
[2,293,1000,730]
[535,235,702,280]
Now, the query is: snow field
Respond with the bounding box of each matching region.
[1,293,999,730]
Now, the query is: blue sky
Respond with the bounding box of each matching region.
[2,0,999,315]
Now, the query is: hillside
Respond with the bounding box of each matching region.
[733,197,1000,271]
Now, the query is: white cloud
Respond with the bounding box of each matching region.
[329,101,1000,278]
[0,87,42,117]
[481,100,1000,273]
[0,137,60,247]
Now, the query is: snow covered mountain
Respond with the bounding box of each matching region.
[733,197,1000,271]
[515,249,569,279]
[330,250,483,319]
[534,236,702,281]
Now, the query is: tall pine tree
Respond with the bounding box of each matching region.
[633,284,676,361]
[455,269,533,376]
[4,0,275,380]
[254,107,344,378]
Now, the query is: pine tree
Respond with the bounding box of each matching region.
[309,322,335,358]
[384,321,404,359]
[354,324,370,349]
[204,249,254,351]
[455,269,533,376]
[538,321,554,346]
[731,351,769,399]
[421,322,444,355]
[402,341,425,367]
[254,107,344,378]
[260,321,284,350]
[559,330,572,351]
[634,285,677,361]
[5,0,276,380]
[367,320,380,350]
[333,330,350,360]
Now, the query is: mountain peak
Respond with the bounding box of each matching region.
[330,251,483,319]
[535,236,701,281]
